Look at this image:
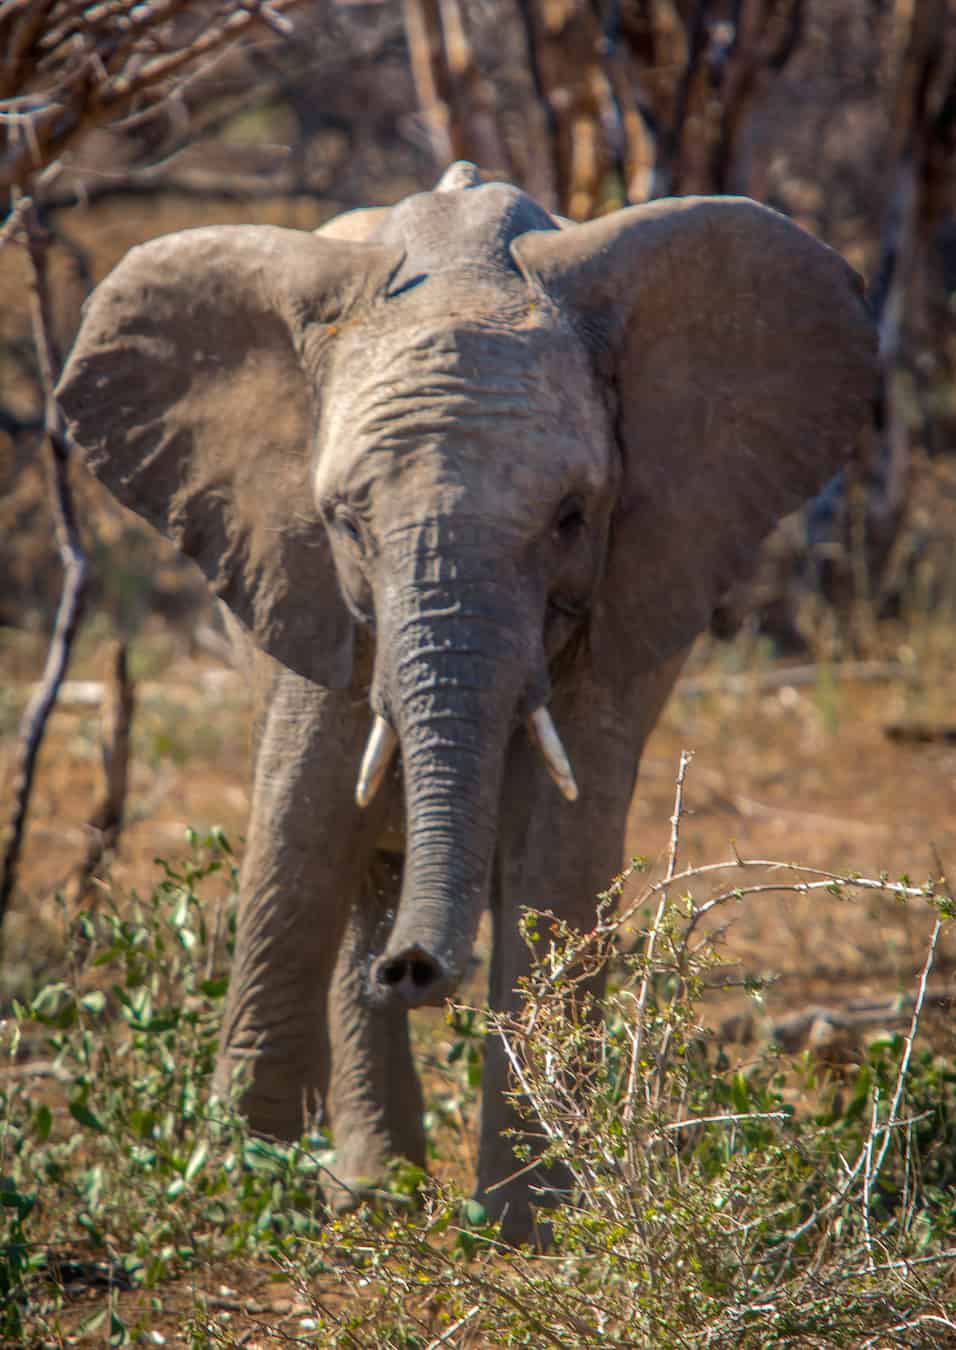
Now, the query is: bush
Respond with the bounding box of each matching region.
[0,829,335,1344]
[2,813,954,1347]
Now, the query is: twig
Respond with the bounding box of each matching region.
[664,1111,791,1132]
[424,1305,480,1350]
[777,1146,871,1246]
[860,1313,956,1350]
[862,1247,956,1275]
[871,914,943,1181]
[0,0,309,192]
[622,750,693,1133]
[649,860,938,953]
[771,909,944,1254]
[0,204,88,927]
[861,1088,879,1266]
[0,161,59,252]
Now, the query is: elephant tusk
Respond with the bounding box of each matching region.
[356,716,399,808]
[527,706,579,803]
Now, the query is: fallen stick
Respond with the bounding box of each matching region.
[884,721,956,744]
[677,659,906,698]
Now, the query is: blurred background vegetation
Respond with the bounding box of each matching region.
[2,0,955,647]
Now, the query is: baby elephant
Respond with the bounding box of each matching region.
[58,162,876,1242]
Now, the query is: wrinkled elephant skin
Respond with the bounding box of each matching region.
[57,162,877,1243]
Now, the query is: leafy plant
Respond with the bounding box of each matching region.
[0,829,336,1340]
[3,814,954,1347]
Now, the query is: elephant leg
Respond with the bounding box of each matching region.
[214,656,386,1142]
[478,657,686,1244]
[325,847,427,1208]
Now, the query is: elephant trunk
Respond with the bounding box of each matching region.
[367,526,531,1007]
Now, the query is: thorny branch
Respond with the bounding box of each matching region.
[0,0,309,194]
[481,751,952,1341]
[870,912,944,1181]
[621,748,692,1134]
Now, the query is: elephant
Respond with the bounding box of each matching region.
[57,161,877,1243]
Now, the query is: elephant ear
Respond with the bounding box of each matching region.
[57,225,400,687]
[512,197,878,681]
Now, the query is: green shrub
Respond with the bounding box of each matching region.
[2,820,953,1347]
[0,829,336,1343]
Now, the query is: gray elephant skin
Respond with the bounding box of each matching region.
[57,162,876,1243]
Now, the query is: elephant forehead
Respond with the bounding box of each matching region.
[319,309,607,464]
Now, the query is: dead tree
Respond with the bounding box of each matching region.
[0,0,310,194]
[401,1,806,215]
[805,0,956,619]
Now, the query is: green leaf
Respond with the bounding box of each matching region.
[70,1100,106,1133]
[461,1199,487,1227]
[33,1104,52,1142]
[243,1138,288,1170]
[466,1053,483,1090]
[129,1109,156,1140]
[0,1180,36,1221]
[30,982,77,1029]
[184,1140,209,1184]
[731,1072,752,1114]
[209,826,232,854]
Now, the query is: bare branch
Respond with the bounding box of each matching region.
[0,205,89,925]
[0,0,310,193]
[65,640,135,907]
[871,913,944,1181]
[622,749,693,1133]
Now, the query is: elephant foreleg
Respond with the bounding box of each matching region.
[214,660,383,1142]
[325,847,426,1208]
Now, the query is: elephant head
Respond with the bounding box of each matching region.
[57,165,876,1011]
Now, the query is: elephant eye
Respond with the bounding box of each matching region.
[554,495,585,543]
[334,506,363,550]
